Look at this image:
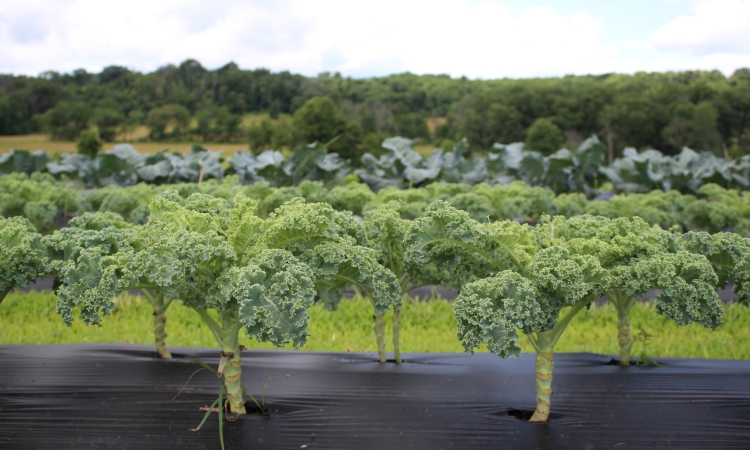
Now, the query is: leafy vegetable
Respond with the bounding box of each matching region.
[0,173,84,233]
[453,214,723,421]
[51,191,399,413]
[0,216,45,303]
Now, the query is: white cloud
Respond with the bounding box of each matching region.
[650,0,750,54]
[0,0,747,79]
[0,0,617,78]
[288,2,615,79]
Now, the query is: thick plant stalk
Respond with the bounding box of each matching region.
[142,290,172,359]
[617,313,632,365]
[392,308,402,364]
[195,307,247,415]
[220,346,246,414]
[529,351,554,422]
[373,312,386,362]
[526,300,589,423]
[153,307,172,359]
[611,291,635,366]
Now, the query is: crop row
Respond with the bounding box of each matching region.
[2,169,749,238]
[2,188,748,424]
[2,135,749,195]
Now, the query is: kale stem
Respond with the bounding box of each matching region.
[142,289,171,358]
[610,290,636,365]
[392,308,402,364]
[373,312,386,362]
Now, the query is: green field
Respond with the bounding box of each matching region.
[1,291,748,360]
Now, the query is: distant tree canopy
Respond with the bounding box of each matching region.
[1,60,749,158]
[525,118,564,155]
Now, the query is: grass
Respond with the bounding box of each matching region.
[0,134,251,155]
[1,291,749,360]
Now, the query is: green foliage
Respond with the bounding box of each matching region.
[548,214,727,365]
[525,118,564,155]
[679,231,750,304]
[0,149,50,175]
[0,216,45,301]
[48,190,400,357]
[6,131,750,197]
[452,213,724,419]
[293,97,363,160]
[146,104,191,140]
[91,107,124,142]
[43,101,90,141]
[221,249,315,347]
[293,97,344,143]
[363,202,410,283]
[76,130,102,158]
[3,63,750,161]
[248,117,296,152]
[0,172,84,233]
[454,271,541,357]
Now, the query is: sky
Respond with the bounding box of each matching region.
[1,0,749,79]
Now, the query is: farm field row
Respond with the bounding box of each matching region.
[2,133,746,197]
[0,134,252,155]
[0,134,439,158]
[2,291,748,360]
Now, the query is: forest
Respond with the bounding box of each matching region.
[1,59,749,162]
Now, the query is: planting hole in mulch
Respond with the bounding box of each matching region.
[506,408,534,421]
[242,403,271,416]
[604,357,664,367]
[502,408,562,422]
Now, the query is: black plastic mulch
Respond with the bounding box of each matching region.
[1,344,749,449]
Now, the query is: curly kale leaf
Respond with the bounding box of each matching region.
[630,252,723,329]
[43,221,142,276]
[549,215,674,268]
[0,216,45,299]
[149,190,230,234]
[447,192,496,223]
[363,201,409,281]
[680,231,750,303]
[405,200,498,288]
[369,186,432,219]
[53,222,234,325]
[484,219,538,270]
[68,211,132,230]
[216,249,315,347]
[301,243,401,313]
[454,271,543,358]
[527,246,610,321]
[324,182,376,216]
[260,198,365,254]
[55,250,130,325]
[226,193,263,258]
[23,200,57,233]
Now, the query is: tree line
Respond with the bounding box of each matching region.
[1,59,749,161]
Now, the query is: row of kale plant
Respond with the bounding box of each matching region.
[3,170,749,238]
[2,192,748,423]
